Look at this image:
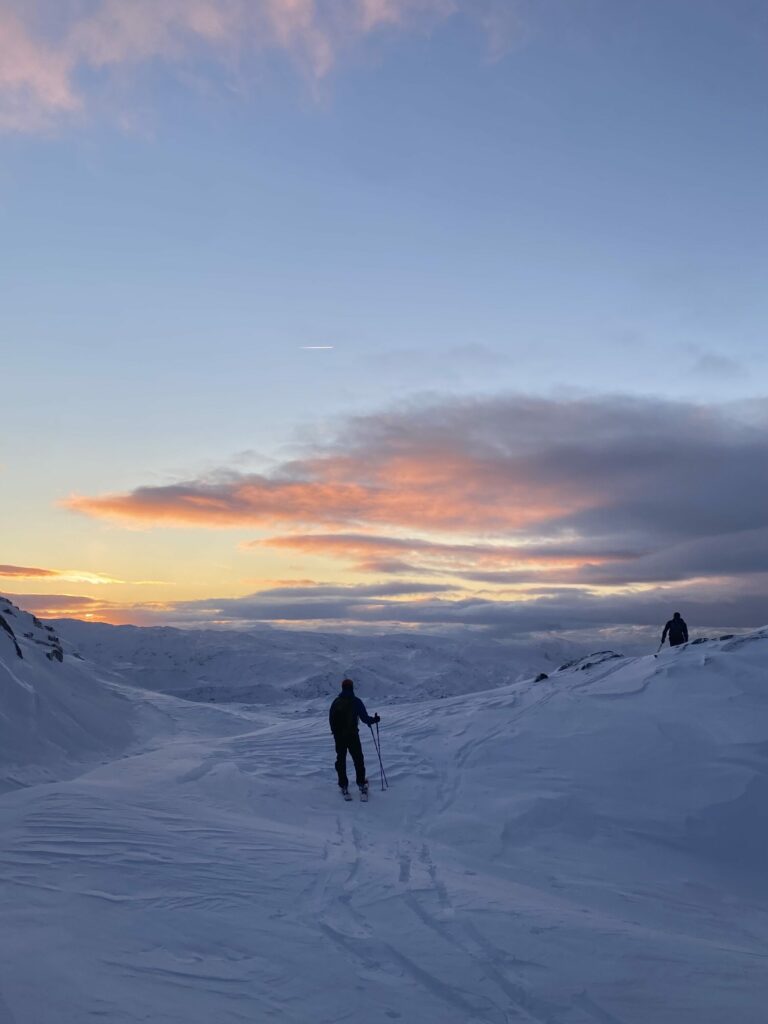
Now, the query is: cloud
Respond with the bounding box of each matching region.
[0,6,78,132]
[2,592,100,611]
[565,527,768,587]
[687,348,746,380]
[149,576,768,634]
[8,574,766,638]
[65,458,577,532]
[56,391,768,637]
[0,0,509,133]
[475,0,528,60]
[0,564,60,579]
[0,564,121,584]
[1,592,176,625]
[254,531,633,576]
[252,579,453,598]
[0,564,166,585]
[67,393,768,599]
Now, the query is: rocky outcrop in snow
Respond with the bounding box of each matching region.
[0,596,137,788]
[0,596,65,662]
[0,610,23,659]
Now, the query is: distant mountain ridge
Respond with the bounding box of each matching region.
[52,617,585,704]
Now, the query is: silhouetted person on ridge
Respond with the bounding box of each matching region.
[661,612,688,647]
[329,678,379,799]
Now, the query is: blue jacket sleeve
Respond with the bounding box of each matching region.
[355,697,375,726]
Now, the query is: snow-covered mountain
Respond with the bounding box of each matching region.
[53,617,582,703]
[0,596,136,788]
[1,595,767,1022]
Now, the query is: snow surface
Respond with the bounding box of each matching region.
[1,596,767,1023]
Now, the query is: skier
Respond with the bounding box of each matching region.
[329,678,380,800]
[661,612,689,647]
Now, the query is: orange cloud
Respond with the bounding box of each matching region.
[0,564,166,585]
[65,447,591,533]
[254,531,623,581]
[3,592,178,625]
[63,392,768,596]
[0,564,60,578]
[257,532,607,564]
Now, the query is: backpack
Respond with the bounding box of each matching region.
[668,618,686,643]
[329,695,358,737]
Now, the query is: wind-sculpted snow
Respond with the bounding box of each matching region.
[0,606,766,1022]
[53,618,582,703]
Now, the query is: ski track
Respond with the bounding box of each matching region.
[1,641,768,1022]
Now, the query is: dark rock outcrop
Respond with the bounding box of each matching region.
[0,598,65,662]
[0,612,23,659]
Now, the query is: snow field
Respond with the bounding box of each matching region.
[0,607,767,1023]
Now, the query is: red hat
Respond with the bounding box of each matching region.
[341,678,354,690]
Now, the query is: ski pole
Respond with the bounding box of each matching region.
[376,721,389,790]
[369,725,384,791]
[369,722,389,791]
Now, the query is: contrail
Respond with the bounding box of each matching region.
[299,345,335,350]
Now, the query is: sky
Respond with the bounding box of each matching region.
[2,0,767,640]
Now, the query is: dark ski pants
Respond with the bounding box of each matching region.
[334,732,366,789]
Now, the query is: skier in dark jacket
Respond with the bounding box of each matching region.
[661,612,689,647]
[329,678,379,797]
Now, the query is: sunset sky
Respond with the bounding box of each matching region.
[3,0,767,639]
